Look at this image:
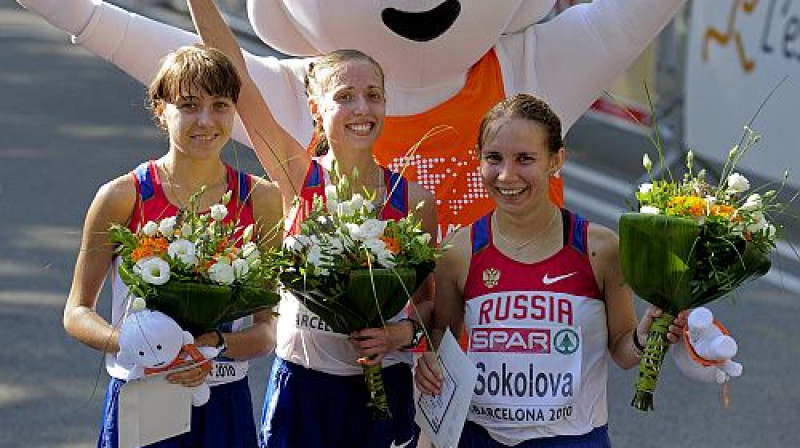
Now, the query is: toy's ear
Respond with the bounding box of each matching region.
[248,0,319,56]
[182,331,194,346]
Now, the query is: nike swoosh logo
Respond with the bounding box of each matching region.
[389,438,413,448]
[542,272,577,285]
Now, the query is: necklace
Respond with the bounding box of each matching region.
[492,209,559,255]
[159,162,227,210]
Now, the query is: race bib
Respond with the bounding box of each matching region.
[206,360,248,385]
[294,307,335,333]
[467,324,582,426]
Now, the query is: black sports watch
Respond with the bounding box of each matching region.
[400,318,424,349]
[213,329,228,355]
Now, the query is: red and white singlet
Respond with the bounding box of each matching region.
[108,161,256,385]
[463,210,609,445]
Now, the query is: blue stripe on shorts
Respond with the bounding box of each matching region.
[259,357,419,448]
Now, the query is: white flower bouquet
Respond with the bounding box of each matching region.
[621,126,788,411]
[268,169,440,419]
[110,188,280,335]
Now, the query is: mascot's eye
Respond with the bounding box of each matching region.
[156,344,163,350]
[138,351,145,356]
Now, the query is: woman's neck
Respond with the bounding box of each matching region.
[494,203,560,241]
[157,154,227,197]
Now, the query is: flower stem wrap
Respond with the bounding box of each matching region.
[632,312,675,411]
[363,363,392,419]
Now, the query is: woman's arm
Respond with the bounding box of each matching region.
[63,175,136,353]
[186,0,310,207]
[415,227,470,395]
[590,224,685,369]
[588,224,642,369]
[404,185,440,339]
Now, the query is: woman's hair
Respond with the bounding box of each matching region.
[477,93,563,155]
[147,45,241,131]
[304,49,385,156]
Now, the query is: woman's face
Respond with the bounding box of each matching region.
[313,59,386,155]
[159,86,235,161]
[479,117,563,215]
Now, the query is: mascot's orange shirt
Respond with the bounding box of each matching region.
[373,49,563,240]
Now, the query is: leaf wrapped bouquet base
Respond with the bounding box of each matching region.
[146,281,280,336]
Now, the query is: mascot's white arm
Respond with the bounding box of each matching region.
[498,0,687,132]
[16,0,312,148]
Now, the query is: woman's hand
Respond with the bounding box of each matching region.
[349,320,413,366]
[414,352,443,395]
[637,305,689,345]
[165,360,212,387]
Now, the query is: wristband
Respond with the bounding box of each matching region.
[400,318,424,349]
[213,329,228,355]
[632,330,645,355]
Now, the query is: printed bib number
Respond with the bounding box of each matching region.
[207,361,248,383]
[467,324,582,425]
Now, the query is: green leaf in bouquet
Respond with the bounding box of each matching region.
[619,213,700,314]
[346,268,416,328]
[117,262,150,299]
[147,281,280,336]
[286,268,418,334]
[690,239,771,306]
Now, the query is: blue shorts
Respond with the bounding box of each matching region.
[259,357,419,448]
[459,421,611,448]
[98,376,258,448]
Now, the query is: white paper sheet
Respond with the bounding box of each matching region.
[415,328,478,448]
[118,374,193,448]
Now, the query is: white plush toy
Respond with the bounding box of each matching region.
[117,307,219,406]
[672,307,743,385]
[17,0,686,236]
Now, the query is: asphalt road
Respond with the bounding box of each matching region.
[1,1,798,447]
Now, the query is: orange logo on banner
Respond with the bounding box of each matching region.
[703,0,760,73]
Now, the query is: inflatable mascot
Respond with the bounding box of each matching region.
[17,0,687,237]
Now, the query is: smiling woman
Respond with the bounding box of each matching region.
[186,0,440,446]
[414,94,687,448]
[62,44,284,448]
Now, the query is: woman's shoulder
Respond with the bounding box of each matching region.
[249,177,283,214]
[442,224,473,258]
[586,221,620,261]
[249,175,281,195]
[407,179,435,205]
[87,172,138,225]
[96,172,137,205]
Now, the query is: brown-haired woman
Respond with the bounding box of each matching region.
[186,1,438,447]
[414,94,686,448]
[63,45,284,447]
